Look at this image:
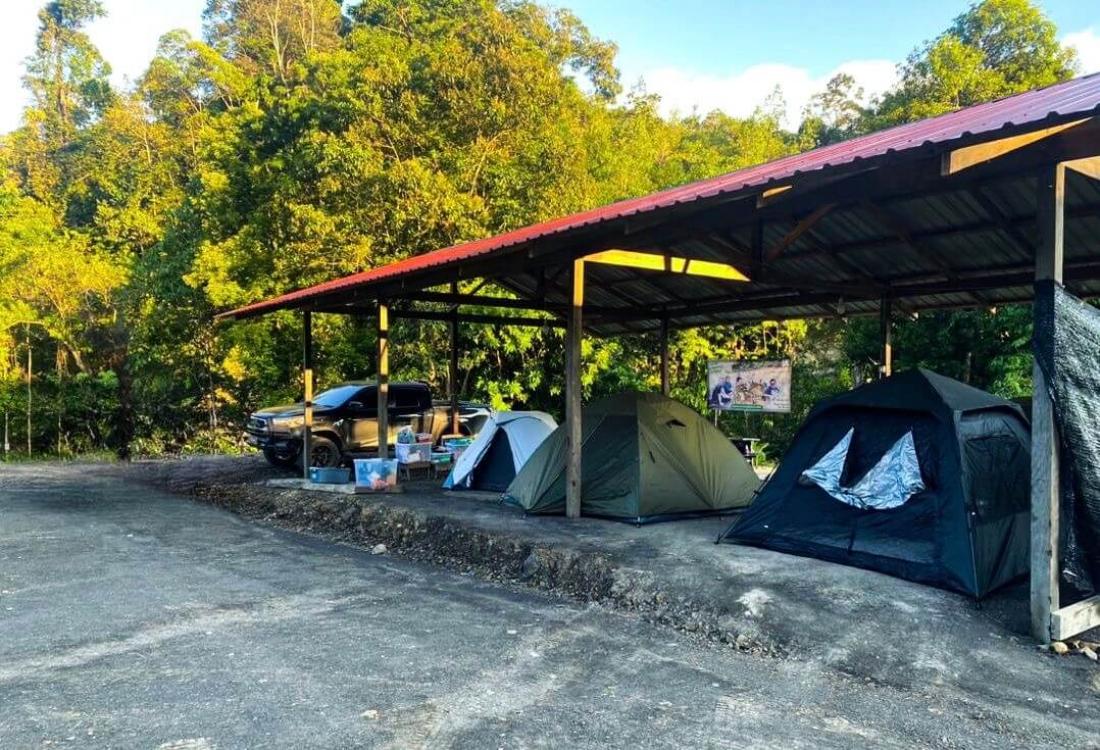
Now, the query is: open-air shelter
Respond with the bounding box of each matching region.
[220,73,1100,642]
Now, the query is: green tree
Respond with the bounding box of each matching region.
[841,0,1078,403]
[23,0,113,141]
[875,0,1076,124]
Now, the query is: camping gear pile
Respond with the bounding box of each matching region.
[294,371,1038,601]
[504,392,760,523]
[395,426,434,464]
[721,369,1031,598]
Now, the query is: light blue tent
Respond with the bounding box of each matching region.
[444,411,557,492]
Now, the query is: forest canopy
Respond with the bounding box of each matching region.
[0,0,1082,460]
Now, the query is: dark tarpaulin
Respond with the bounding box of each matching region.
[1033,280,1100,602]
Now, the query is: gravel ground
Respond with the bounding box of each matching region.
[1,460,1099,749]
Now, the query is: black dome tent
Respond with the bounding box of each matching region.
[721,369,1031,598]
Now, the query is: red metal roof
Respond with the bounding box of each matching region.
[222,72,1100,320]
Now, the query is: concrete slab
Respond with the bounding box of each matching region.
[7,461,1099,748]
[118,456,1099,712]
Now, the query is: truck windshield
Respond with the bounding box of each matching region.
[313,385,364,408]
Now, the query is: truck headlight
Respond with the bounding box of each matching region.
[271,416,305,432]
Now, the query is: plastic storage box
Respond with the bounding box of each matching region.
[443,437,474,461]
[309,466,351,484]
[395,441,433,464]
[353,458,399,492]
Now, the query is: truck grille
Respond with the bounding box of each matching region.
[247,416,269,432]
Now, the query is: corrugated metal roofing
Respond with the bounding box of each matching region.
[222,73,1100,321]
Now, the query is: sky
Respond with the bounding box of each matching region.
[1,0,1098,133]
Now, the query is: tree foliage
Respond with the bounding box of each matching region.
[0,0,1080,459]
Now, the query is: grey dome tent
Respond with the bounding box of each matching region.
[721,369,1030,598]
[443,411,556,492]
[504,392,760,523]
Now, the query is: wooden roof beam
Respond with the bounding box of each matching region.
[1066,155,1100,181]
[968,187,1035,257]
[704,232,882,297]
[388,290,565,312]
[764,204,836,262]
[583,249,750,282]
[941,118,1092,176]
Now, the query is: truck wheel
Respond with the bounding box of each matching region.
[263,447,298,469]
[307,436,342,468]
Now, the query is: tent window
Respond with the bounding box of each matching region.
[665,419,686,428]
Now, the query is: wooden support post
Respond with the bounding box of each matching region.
[377,301,390,460]
[659,317,670,396]
[302,310,313,478]
[879,296,892,379]
[449,305,460,436]
[1031,163,1065,644]
[565,259,584,519]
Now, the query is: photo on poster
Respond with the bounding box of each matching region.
[707,359,791,413]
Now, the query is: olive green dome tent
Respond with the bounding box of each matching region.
[503,392,760,523]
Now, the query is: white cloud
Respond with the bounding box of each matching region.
[638,58,898,128]
[86,0,205,92]
[1064,28,1100,75]
[0,1,44,134]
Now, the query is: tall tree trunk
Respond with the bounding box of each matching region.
[111,349,134,461]
[26,323,32,456]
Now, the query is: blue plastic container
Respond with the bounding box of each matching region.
[309,466,351,484]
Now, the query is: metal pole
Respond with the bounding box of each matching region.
[302,310,313,477]
[659,317,670,396]
[377,301,390,460]
[565,259,584,519]
[879,296,892,379]
[1031,163,1065,643]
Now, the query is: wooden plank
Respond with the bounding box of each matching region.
[302,310,313,478]
[1031,162,1065,644]
[1065,155,1100,181]
[583,249,750,281]
[941,119,1090,176]
[764,204,835,262]
[756,184,791,206]
[969,187,1035,257]
[377,302,390,460]
[391,309,564,328]
[449,284,461,436]
[659,317,670,396]
[392,290,566,312]
[1052,595,1100,641]
[565,260,584,519]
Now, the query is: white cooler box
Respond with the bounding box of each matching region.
[395,441,433,464]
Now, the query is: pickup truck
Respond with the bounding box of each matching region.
[245,381,491,469]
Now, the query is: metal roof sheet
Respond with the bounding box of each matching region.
[223,73,1100,320]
